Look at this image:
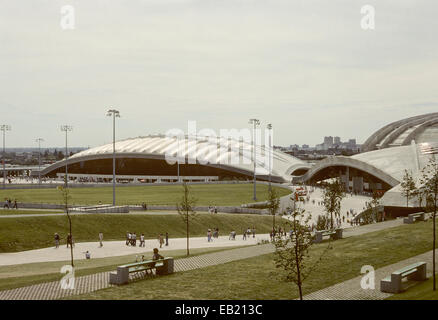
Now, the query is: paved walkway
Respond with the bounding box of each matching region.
[0,243,274,300]
[303,248,436,300]
[0,234,270,266]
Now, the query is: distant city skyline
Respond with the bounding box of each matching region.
[1,1,437,148]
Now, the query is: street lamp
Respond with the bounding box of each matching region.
[35,138,44,186]
[107,109,120,206]
[267,123,272,192]
[249,118,260,201]
[60,125,73,188]
[1,125,11,189]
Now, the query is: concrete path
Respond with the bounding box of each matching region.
[0,234,270,266]
[303,248,436,300]
[279,187,371,229]
[0,243,275,300]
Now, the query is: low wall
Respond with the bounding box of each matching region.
[11,202,268,215]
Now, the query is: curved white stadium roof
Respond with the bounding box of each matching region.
[44,135,311,182]
[361,112,438,152]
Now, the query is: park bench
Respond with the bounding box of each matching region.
[313,228,343,243]
[380,261,427,293]
[403,212,426,224]
[109,257,174,285]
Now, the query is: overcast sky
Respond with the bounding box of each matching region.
[1,0,437,148]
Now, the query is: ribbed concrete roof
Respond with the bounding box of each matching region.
[44,135,311,182]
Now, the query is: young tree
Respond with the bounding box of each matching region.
[419,157,438,291]
[267,187,280,231]
[400,169,417,208]
[59,186,74,267]
[273,207,329,300]
[177,183,197,256]
[316,214,330,231]
[322,177,345,229]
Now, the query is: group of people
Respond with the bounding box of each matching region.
[126,232,146,247]
[157,233,169,248]
[227,226,256,241]
[207,228,220,242]
[3,198,18,209]
[269,227,287,241]
[242,226,256,240]
[208,205,218,214]
[54,232,74,248]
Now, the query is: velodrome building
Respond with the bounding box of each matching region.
[42,112,438,209]
[41,135,312,183]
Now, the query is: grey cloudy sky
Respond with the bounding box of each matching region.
[1,0,437,148]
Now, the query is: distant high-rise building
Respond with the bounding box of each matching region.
[323,136,333,149]
[334,136,341,146]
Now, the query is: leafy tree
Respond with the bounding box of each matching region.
[322,177,345,229]
[419,157,438,291]
[273,207,329,300]
[267,187,280,231]
[400,169,417,208]
[177,183,197,256]
[59,186,74,267]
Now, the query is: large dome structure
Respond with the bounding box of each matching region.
[42,135,311,183]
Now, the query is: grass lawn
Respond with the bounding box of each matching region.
[386,277,438,300]
[0,213,278,252]
[0,184,290,206]
[0,246,250,291]
[0,209,63,215]
[70,219,436,300]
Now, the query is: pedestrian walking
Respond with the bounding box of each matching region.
[126,232,131,246]
[165,232,169,246]
[99,232,103,247]
[132,232,137,247]
[54,233,60,248]
[158,234,164,248]
[140,233,145,247]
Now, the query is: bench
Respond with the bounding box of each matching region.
[403,212,426,224]
[313,228,343,243]
[109,257,174,285]
[380,262,427,293]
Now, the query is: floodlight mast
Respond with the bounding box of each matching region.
[267,123,272,192]
[36,138,44,186]
[249,119,260,201]
[60,125,73,188]
[107,109,120,206]
[1,125,11,189]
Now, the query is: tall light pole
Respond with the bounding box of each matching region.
[35,138,44,186]
[1,125,11,189]
[267,123,272,192]
[249,118,260,201]
[107,109,120,206]
[60,125,73,188]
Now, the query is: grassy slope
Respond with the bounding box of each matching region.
[0,209,62,215]
[386,278,438,300]
[0,184,290,206]
[72,220,435,300]
[0,213,278,252]
[0,246,250,291]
